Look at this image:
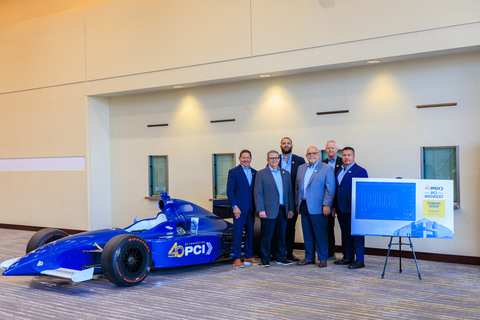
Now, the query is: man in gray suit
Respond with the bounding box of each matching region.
[295,146,335,268]
[254,150,294,267]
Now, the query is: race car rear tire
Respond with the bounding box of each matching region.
[101,234,152,286]
[26,228,69,254]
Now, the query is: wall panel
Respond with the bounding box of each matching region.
[0,24,85,94]
[85,0,251,80]
[0,171,88,229]
[251,0,480,56]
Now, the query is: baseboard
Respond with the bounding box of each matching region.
[293,243,480,266]
[0,223,85,235]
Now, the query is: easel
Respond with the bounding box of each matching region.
[381,236,422,280]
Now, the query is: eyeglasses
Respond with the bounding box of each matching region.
[306,152,319,156]
[268,157,280,160]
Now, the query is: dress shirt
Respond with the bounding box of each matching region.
[242,165,253,186]
[269,166,284,205]
[327,157,337,168]
[337,162,356,184]
[302,160,320,200]
[281,154,292,173]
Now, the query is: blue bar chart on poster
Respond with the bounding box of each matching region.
[351,178,454,238]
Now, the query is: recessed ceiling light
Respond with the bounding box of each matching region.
[172,85,185,88]
[366,60,382,64]
[258,74,272,78]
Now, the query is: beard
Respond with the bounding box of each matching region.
[281,145,292,155]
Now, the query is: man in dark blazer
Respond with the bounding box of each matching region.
[296,146,335,267]
[278,137,306,261]
[333,147,368,269]
[227,150,260,268]
[254,150,294,266]
[322,140,344,260]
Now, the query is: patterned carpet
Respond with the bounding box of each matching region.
[1,228,479,319]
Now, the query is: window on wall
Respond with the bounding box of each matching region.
[149,156,168,196]
[421,147,459,209]
[213,153,235,198]
[321,149,343,161]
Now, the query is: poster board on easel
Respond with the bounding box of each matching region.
[351,178,454,238]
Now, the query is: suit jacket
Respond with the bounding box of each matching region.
[254,166,294,219]
[226,165,257,214]
[279,153,306,189]
[323,156,343,208]
[295,161,335,215]
[335,163,368,213]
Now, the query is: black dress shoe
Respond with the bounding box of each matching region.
[286,254,300,262]
[348,260,365,269]
[334,258,354,265]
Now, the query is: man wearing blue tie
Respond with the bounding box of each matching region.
[227,150,260,268]
[295,146,335,268]
[333,147,368,269]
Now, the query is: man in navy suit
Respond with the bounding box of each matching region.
[254,150,294,267]
[333,147,368,269]
[322,140,344,260]
[278,137,306,261]
[227,150,260,268]
[296,146,335,267]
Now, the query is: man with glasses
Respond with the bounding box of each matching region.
[254,150,295,267]
[295,146,335,268]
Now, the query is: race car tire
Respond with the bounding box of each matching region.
[26,228,69,254]
[101,234,152,286]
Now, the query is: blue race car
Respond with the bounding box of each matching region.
[1,193,234,286]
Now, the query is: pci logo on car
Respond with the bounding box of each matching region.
[168,242,213,258]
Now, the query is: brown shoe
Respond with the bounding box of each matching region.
[297,259,315,265]
[233,259,244,268]
[318,260,327,268]
[243,257,260,265]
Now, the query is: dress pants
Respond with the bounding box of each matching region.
[260,206,287,262]
[300,201,329,261]
[327,214,335,257]
[233,210,255,260]
[336,209,365,261]
[271,209,297,257]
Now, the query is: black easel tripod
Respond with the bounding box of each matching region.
[381,236,422,279]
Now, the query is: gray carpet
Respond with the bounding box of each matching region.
[1,228,480,319]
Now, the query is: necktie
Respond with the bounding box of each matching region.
[344,165,348,171]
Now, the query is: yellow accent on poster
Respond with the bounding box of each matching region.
[423,200,445,218]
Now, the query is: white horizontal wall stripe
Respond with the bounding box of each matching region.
[0,157,85,171]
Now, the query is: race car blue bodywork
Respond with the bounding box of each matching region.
[1,193,233,285]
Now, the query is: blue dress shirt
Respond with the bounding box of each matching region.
[302,160,320,200]
[242,165,252,186]
[270,166,284,205]
[327,156,337,169]
[337,162,355,184]
[281,154,292,173]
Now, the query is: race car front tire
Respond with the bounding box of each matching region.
[101,234,152,286]
[26,228,69,254]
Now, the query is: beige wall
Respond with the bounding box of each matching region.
[0,0,479,256]
[108,52,480,256]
